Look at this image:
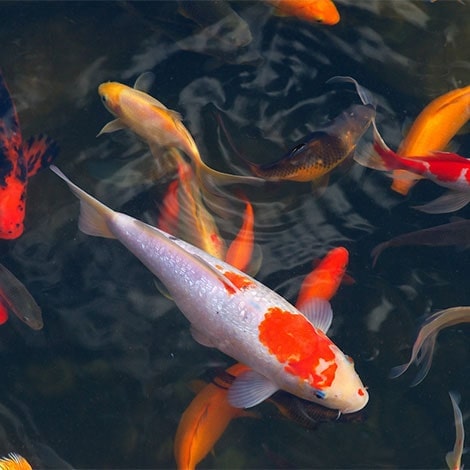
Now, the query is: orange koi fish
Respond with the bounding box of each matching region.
[0,453,32,470]
[392,85,470,196]
[0,264,43,330]
[52,165,368,413]
[446,392,465,470]
[0,71,59,239]
[240,105,375,184]
[173,246,352,469]
[174,363,257,470]
[98,74,263,188]
[266,0,340,25]
[296,247,349,310]
[157,149,226,260]
[389,306,470,386]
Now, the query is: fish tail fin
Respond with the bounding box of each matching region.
[24,134,60,176]
[391,171,422,195]
[50,165,116,239]
[388,362,411,380]
[412,190,470,214]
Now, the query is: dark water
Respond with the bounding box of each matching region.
[0,1,469,468]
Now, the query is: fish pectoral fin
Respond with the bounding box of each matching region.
[412,191,470,214]
[297,298,333,334]
[190,325,216,347]
[227,370,278,408]
[23,134,59,177]
[97,119,127,137]
[311,174,330,197]
[153,278,173,300]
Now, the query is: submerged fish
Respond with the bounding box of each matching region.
[0,453,32,470]
[174,363,257,470]
[446,392,465,470]
[240,104,375,184]
[0,264,43,330]
[0,71,59,239]
[393,85,470,196]
[51,165,369,413]
[389,306,470,386]
[266,0,340,25]
[371,218,470,267]
[98,74,263,188]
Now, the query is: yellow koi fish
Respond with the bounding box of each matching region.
[0,453,32,470]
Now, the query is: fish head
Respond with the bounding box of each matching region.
[303,0,340,25]
[98,82,125,117]
[310,346,369,414]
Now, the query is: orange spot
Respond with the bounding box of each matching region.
[358,388,365,397]
[258,307,337,388]
[222,271,255,295]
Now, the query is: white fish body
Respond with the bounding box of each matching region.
[51,165,368,413]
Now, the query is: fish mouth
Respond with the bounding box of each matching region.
[340,392,369,414]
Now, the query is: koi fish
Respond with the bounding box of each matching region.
[0,264,43,330]
[240,104,375,184]
[266,0,340,25]
[51,165,369,413]
[0,71,59,239]
[446,392,465,470]
[157,149,226,260]
[371,218,470,267]
[0,453,32,470]
[392,85,470,196]
[174,363,257,470]
[355,122,470,214]
[389,306,470,386]
[173,246,354,469]
[296,246,349,310]
[98,74,263,189]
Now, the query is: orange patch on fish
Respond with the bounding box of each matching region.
[258,307,337,388]
[221,270,255,294]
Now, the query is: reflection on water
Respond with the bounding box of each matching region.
[0,1,469,468]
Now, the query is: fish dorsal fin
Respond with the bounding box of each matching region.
[133,72,155,92]
[97,118,126,136]
[23,134,59,177]
[228,369,279,408]
[297,298,333,333]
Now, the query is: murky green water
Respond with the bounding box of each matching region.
[0,1,468,468]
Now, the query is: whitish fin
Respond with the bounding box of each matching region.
[409,334,438,387]
[49,165,116,239]
[413,191,470,214]
[190,324,216,347]
[133,71,155,92]
[97,118,126,137]
[326,76,376,108]
[388,361,412,380]
[228,369,279,408]
[298,298,333,334]
[243,244,263,277]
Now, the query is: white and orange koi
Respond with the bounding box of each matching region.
[51,165,368,413]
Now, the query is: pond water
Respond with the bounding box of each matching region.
[0,1,469,468]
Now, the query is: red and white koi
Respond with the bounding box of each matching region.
[389,306,470,386]
[51,165,368,413]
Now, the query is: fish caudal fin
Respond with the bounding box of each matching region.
[50,166,116,239]
[24,134,59,177]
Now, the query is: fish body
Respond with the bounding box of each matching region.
[0,72,59,239]
[174,363,255,470]
[0,453,32,470]
[158,149,226,260]
[244,104,375,182]
[266,0,340,25]
[389,306,470,386]
[296,247,349,309]
[355,124,470,214]
[446,392,465,470]
[0,264,43,330]
[51,165,368,413]
[393,85,470,195]
[371,218,470,266]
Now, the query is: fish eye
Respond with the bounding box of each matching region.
[315,390,326,400]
